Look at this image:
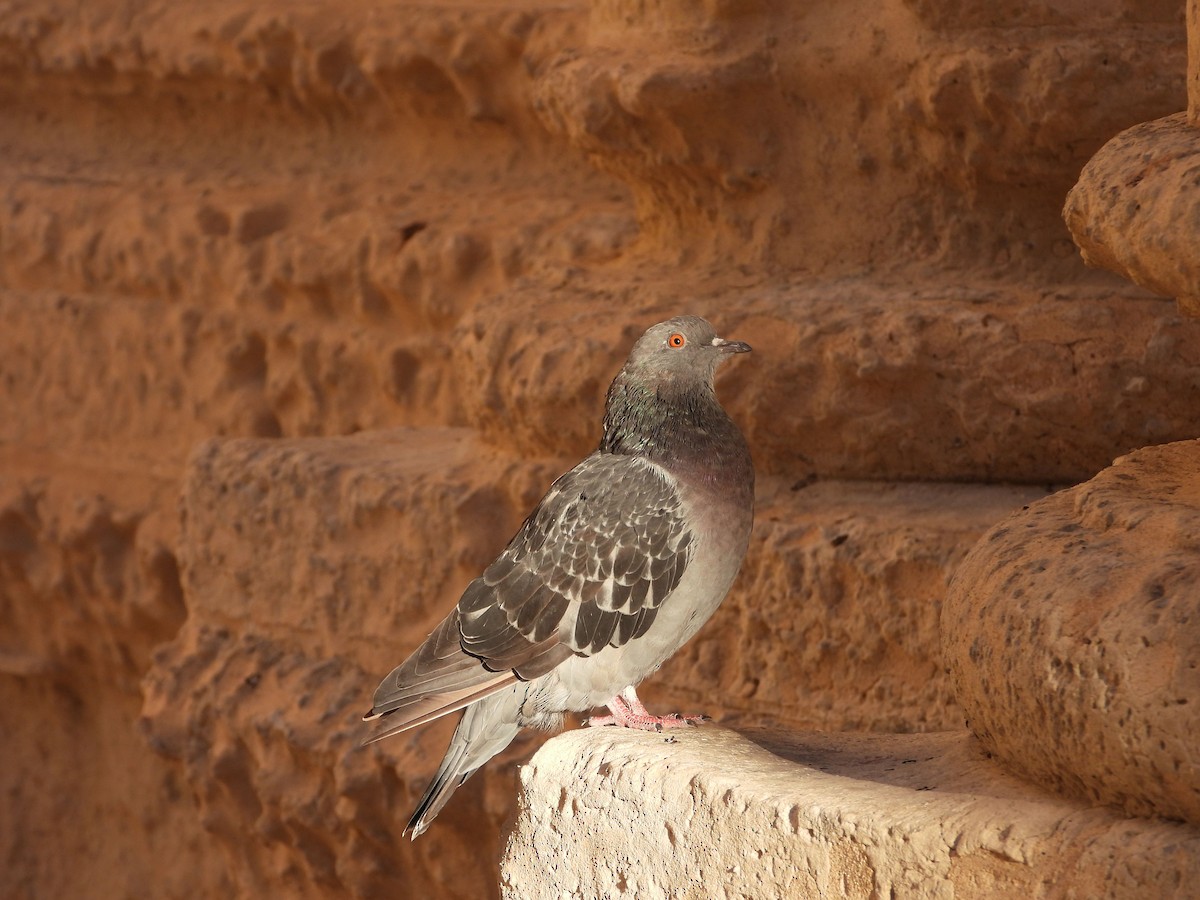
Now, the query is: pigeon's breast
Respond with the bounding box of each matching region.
[545,446,753,710]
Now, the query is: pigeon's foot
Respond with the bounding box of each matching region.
[586,686,710,732]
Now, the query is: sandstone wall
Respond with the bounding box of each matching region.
[1,1,1195,898]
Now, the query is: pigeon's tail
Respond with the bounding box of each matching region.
[362,611,518,745]
[405,687,522,839]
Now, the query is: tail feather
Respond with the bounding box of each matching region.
[404,688,522,839]
[361,672,516,746]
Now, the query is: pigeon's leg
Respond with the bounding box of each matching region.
[585,686,708,731]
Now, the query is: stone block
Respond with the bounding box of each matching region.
[944,439,1200,824]
[176,428,559,672]
[461,286,1200,483]
[649,478,1047,733]
[1065,113,1200,315]
[502,726,1200,899]
[535,4,1184,276]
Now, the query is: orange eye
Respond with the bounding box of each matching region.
[668,333,686,348]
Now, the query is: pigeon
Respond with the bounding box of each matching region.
[363,315,754,838]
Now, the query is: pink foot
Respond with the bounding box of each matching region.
[586,687,710,732]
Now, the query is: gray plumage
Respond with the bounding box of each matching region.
[363,315,754,838]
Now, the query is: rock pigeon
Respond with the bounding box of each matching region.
[363,315,754,838]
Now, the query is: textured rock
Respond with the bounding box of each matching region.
[0,0,1192,484]
[173,429,558,673]
[0,453,214,899]
[654,478,1048,734]
[1,0,1194,896]
[140,621,544,900]
[502,726,1200,899]
[1064,113,1200,315]
[461,285,1200,483]
[7,281,1200,486]
[943,439,1200,825]
[536,0,1184,278]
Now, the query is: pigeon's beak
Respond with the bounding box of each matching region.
[713,337,752,354]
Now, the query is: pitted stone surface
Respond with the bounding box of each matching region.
[1,0,1194,896]
[1064,113,1200,315]
[501,726,1200,899]
[943,439,1200,825]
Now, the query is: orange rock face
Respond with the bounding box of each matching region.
[1065,113,1200,314]
[0,0,1195,897]
[944,440,1200,825]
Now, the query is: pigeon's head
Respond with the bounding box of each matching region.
[622,315,751,388]
[602,315,751,454]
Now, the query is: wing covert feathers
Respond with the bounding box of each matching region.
[365,454,693,742]
[457,453,693,670]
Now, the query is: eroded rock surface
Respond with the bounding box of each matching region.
[503,727,1200,899]
[1064,113,1200,315]
[1,0,1195,896]
[944,440,1200,825]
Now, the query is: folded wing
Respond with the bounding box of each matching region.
[363,453,693,741]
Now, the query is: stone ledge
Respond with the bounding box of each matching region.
[652,477,1047,734]
[10,279,1200,483]
[0,0,582,125]
[464,283,1200,482]
[502,726,1200,899]
[0,172,628,321]
[178,428,1045,729]
[179,427,560,672]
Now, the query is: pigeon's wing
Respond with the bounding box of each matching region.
[363,453,693,741]
[458,453,694,674]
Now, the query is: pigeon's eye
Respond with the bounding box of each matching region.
[668,333,686,348]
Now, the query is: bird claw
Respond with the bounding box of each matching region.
[589,687,711,732]
[586,709,708,732]
[658,713,709,728]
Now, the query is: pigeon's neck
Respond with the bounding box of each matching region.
[599,376,748,481]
